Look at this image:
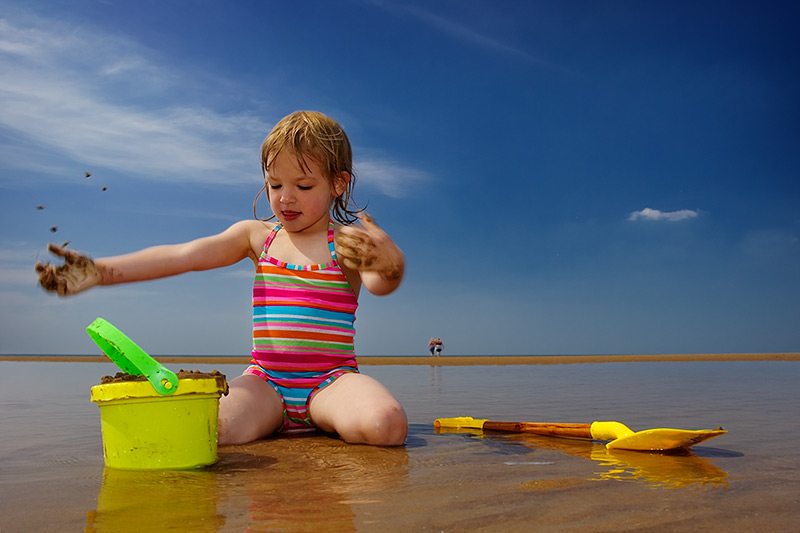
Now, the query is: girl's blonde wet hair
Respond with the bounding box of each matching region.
[255,110,361,224]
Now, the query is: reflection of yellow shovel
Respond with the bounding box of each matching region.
[434,417,727,451]
[590,447,728,488]
[436,426,729,489]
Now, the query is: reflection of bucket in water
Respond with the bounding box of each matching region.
[85,467,225,532]
[90,375,227,470]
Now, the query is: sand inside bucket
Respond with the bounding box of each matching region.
[99,369,228,393]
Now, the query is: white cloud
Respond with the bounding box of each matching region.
[363,0,557,69]
[0,13,433,196]
[355,156,429,198]
[0,11,434,197]
[628,207,699,222]
[0,15,268,184]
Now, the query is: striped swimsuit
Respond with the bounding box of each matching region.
[245,221,359,433]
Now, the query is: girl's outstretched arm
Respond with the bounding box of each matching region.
[36,220,264,296]
[335,213,405,296]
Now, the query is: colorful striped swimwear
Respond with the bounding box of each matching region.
[245,221,359,433]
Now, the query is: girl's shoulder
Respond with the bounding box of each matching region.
[229,219,276,237]
[234,219,276,228]
[226,219,276,258]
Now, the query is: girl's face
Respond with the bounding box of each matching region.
[266,151,347,233]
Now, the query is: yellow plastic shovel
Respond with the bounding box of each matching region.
[434,417,727,451]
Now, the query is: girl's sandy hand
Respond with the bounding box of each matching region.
[335,213,404,281]
[35,244,104,296]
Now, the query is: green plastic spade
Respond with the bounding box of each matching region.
[86,317,178,395]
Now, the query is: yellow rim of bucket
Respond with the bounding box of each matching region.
[91,377,227,403]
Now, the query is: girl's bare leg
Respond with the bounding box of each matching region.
[309,373,408,446]
[218,373,283,445]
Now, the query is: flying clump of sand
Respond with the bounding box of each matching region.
[35,170,109,292]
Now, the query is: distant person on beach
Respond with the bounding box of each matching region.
[428,338,436,357]
[36,110,408,447]
[435,337,443,357]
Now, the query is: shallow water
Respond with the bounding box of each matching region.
[1,360,799,531]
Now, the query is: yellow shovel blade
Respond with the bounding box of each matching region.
[605,427,727,451]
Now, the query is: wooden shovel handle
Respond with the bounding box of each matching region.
[482,421,593,439]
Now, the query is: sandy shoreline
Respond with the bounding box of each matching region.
[2,353,798,365]
[3,353,798,532]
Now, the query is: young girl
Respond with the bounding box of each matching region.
[36,111,408,447]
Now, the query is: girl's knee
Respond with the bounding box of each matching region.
[310,373,408,445]
[354,402,408,446]
[380,404,409,446]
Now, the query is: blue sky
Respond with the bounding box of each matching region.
[1,1,798,356]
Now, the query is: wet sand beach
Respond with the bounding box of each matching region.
[1,357,799,531]
[2,352,799,365]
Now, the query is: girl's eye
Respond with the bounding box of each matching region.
[269,183,281,190]
[298,185,312,191]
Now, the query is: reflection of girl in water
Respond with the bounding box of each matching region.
[428,338,436,357]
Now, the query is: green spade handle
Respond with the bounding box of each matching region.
[86,318,178,395]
